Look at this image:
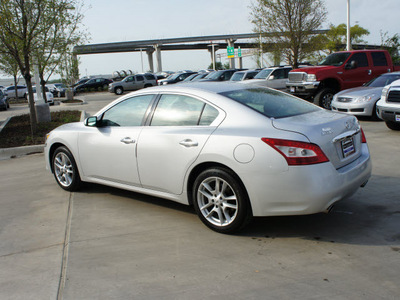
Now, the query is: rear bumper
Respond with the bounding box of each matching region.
[245,144,372,217]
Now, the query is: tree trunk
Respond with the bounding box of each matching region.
[24,73,37,135]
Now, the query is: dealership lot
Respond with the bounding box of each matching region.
[0,94,399,299]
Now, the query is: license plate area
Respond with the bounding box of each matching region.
[341,137,355,158]
[290,86,295,93]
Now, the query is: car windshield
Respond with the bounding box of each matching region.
[366,74,400,87]
[230,73,244,81]
[319,52,351,66]
[169,73,185,80]
[220,88,319,118]
[254,69,273,79]
[206,70,225,80]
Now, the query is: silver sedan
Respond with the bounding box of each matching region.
[331,72,400,119]
[44,82,371,233]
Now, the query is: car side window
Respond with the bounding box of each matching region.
[100,94,154,127]
[136,75,144,81]
[151,94,206,126]
[271,69,284,79]
[199,104,219,125]
[371,52,388,66]
[350,53,369,67]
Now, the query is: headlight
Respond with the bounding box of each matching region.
[381,86,389,102]
[355,94,375,103]
[306,74,317,82]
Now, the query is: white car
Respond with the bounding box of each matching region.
[239,66,292,90]
[377,79,400,130]
[44,82,371,233]
[33,86,54,105]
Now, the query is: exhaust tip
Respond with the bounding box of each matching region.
[323,205,334,214]
[360,180,368,188]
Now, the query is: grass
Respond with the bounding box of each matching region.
[0,110,81,148]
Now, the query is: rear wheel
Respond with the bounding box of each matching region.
[385,121,400,131]
[193,168,252,233]
[314,88,335,110]
[52,146,81,191]
[115,87,123,95]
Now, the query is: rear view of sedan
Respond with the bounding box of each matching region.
[44,82,371,233]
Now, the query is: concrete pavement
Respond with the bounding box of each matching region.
[0,117,399,299]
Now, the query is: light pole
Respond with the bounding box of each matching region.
[347,0,351,51]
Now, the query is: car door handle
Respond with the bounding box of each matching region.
[120,137,135,144]
[179,139,198,147]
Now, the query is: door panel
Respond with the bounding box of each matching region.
[137,126,215,194]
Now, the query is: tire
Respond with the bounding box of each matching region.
[371,102,380,121]
[385,121,400,131]
[192,168,252,234]
[144,84,152,88]
[314,88,335,110]
[52,146,81,191]
[115,87,123,95]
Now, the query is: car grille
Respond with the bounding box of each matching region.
[288,72,306,82]
[387,90,400,103]
[337,97,353,103]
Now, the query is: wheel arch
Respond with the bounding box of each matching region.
[319,78,341,93]
[186,161,252,211]
[48,143,72,173]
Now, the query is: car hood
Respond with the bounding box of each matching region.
[272,110,363,169]
[291,65,338,74]
[335,86,383,98]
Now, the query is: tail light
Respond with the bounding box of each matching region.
[262,138,329,165]
[361,128,367,143]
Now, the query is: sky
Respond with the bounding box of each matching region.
[2,0,400,80]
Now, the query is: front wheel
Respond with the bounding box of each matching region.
[314,88,335,110]
[385,121,400,131]
[193,168,252,233]
[115,87,123,95]
[52,146,81,191]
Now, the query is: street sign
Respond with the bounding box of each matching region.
[227,46,234,58]
[238,47,242,58]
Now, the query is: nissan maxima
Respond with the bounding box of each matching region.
[45,82,371,233]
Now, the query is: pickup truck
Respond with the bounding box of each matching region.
[286,50,400,109]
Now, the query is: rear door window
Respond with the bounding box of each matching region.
[371,52,388,66]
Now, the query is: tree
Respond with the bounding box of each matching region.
[325,23,370,53]
[0,0,86,135]
[381,31,400,65]
[0,52,23,102]
[250,0,327,68]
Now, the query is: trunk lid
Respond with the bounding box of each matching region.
[272,110,363,169]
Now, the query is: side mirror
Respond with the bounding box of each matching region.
[85,116,98,127]
[268,75,275,80]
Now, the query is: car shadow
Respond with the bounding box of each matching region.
[77,173,399,247]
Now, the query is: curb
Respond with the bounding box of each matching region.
[0,110,88,161]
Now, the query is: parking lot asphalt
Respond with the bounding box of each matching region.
[1,96,399,299]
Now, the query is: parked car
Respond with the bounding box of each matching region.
[286,50,400,109]
[33,86,54,105]
[191,73,211,81]
[332,72,400,119]
[74,78,112,93]
[54,83,67,97]
[240,66,292,90]
[44,82,371,233]
[108,73,158,95]
[158,72,196,85]
[155,71,174,79]
[72,78,89,87]
[377,79,400,130]
[0,89,8,110]
[230,70,260,81]
[45,84,60,98]
[3,85,27,99]
[179,73,199,83]
[200,69,245,82]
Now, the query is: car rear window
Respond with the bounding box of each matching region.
[220,88,319,118]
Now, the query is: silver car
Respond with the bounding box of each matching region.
[377,78,400,130]
[44,82,371,233]
[239,66,292,90]
[331,72,400,119]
